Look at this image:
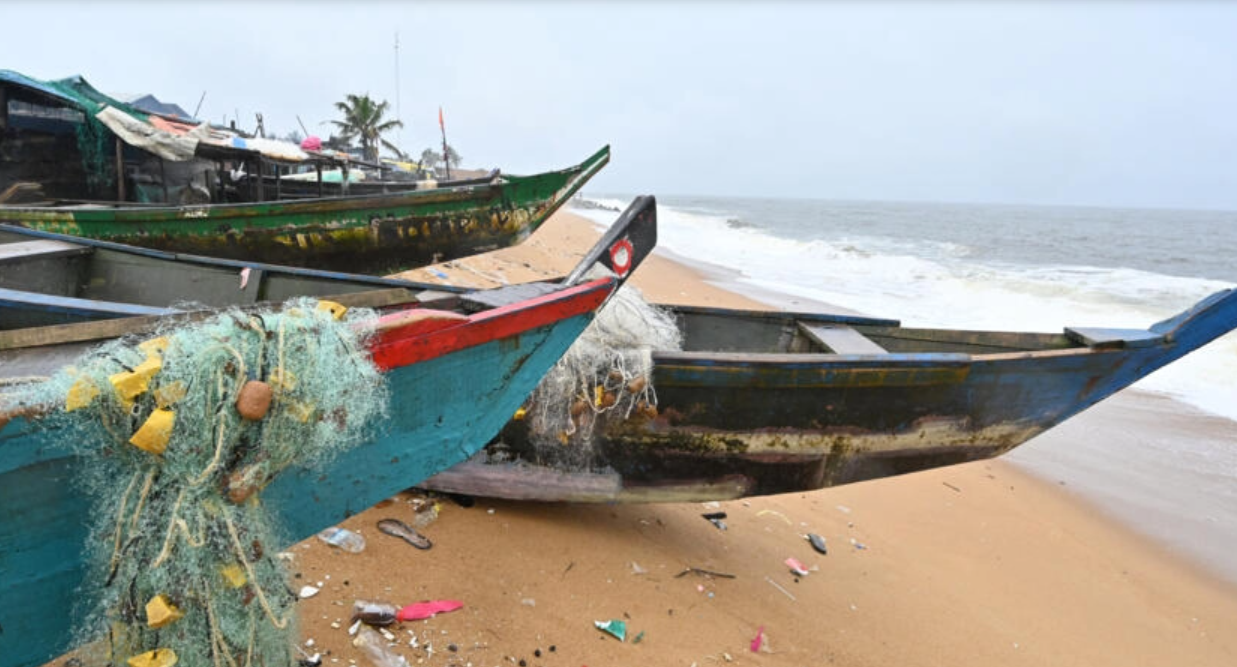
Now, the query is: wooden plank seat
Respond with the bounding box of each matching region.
[0,239,90,263]
[1064,326,1164,349]
[0,287,179,320]
[798,322,888,354]
[461,282,561,310]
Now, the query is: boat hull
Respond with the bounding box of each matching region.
[423,291,1237,503]
[0,284,607,667]
[0,146,609,272]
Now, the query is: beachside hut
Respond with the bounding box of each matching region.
[0,69,344,205]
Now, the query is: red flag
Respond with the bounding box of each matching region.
[438,106,444,130]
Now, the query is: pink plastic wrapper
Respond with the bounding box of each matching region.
[750,626,765,652]
[300,135,323,151]
[396,600,464,622]
[785,557,809,576]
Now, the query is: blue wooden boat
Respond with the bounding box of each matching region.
[0,197,658,667]
[422,293,1237,503]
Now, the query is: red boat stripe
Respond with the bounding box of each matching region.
[368,278,615,370]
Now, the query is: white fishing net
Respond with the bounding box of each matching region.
[524,286,681,459]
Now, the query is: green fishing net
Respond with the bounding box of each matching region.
[522,286,681,464]
[73,114,115,193]
[21,298,386,667]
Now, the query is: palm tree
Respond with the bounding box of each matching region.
[330,94,404,162]
[419,148,442,170]
[444,144,462,169]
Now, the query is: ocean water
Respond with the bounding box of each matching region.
[575,194,1237,581]
[577,195,1237,422]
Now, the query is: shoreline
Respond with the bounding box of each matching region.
[1008,390,1237,586]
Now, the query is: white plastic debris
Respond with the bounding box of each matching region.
[300,585,320,598]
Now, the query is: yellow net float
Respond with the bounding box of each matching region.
[144,594,183,629]
[129,408,175,456]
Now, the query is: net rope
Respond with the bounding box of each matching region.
[8,298,386,667]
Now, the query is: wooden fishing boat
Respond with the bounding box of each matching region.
[0,197,657,667]
[0,145,610,273]
[421,294,1237,503]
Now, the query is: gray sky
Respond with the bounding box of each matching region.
[5,2,1237,209]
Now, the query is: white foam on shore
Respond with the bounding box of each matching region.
[576,196,1237,422]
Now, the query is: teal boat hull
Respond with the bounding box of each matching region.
[0,311,594,666]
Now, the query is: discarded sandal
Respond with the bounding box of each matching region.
[376,518,432,550]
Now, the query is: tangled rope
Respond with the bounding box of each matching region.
[10,299,386,667]
[521,287,681,466]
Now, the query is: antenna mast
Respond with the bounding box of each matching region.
[394,31,402,156]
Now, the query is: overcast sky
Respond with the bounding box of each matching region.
[4,2,1237,210]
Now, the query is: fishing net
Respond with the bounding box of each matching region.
[73,113,116,193]
[520,286,681,467]
[14,298,386,667]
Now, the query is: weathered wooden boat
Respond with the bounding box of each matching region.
[0,197,657,667]
[421,294,1237,503]
[0,145,610,272]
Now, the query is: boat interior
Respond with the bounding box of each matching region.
[0,227,467,332]
[668,304,1108,357]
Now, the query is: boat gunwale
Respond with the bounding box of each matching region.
[0,276,618,433]
[0,223,468,293]
[653,339,1156,368]
[0,145,611,222]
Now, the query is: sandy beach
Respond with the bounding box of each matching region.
[44,208,1237,667]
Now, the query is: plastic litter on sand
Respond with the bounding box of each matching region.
[807,533,828,555]
[594,619,628,642]
[319,526,367,553]
[396,600,464,622]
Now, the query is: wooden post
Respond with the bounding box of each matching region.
[114,138,126,202]
[0,86,8,131]
[275,162,282,200]
[316,162,323,198]
[159,158,169,203]
[341,161,350,196]
[255,158,265,202]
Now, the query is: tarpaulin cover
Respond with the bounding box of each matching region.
[95,106,199,162]
[2,69,311,164]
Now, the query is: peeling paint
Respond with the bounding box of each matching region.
[0,146,610,272]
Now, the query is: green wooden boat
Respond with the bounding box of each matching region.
[0,145,609,273]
